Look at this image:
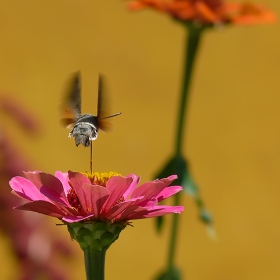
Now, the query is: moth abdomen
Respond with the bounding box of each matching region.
[69,115,98,147]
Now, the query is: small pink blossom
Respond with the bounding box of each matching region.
[10,171,184,224]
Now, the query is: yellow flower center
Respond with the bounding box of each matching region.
[82,171,121,187]
[67,171,121,214]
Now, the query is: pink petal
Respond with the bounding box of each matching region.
[116,205,149,221]
[105,197,143,220]
[120,205,183,220]
[156,186,183,202]
[68,171,91,213]
[24,171,67,201]
[130,175,177,206]
[82,184,110,218]
[161,175,177,181]
[40,186,71,207]
[62,214,95,223]
[9,176,48,201]
[142,206,184,219]
[68,171,91,189]
[102,176,133,213]
[15,200,66,218]
[145,197,157,207]
[122,174,140,199]
[55,171,71,192]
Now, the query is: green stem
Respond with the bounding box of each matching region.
[84,248,107,280]
[167,192,181,274]
[67,221,125,280]
[175,25,203,156]
[168,24,203,271]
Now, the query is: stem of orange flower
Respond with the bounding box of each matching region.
[84,248,106,280]
[175,25,203,156]
[168,24,203,272]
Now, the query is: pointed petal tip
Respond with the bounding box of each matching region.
[167,174,178,180]
[23,170,41,176]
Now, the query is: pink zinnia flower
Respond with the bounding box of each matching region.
[10,171,184,224]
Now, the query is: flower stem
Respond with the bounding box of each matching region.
[84,248,107,280]
[67,221,125,280]
[175,25,203,156]
[168,24,203,271]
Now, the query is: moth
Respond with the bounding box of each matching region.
[60,72,121,147]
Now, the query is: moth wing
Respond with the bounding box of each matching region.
[97,73,105,119]
[98,118,114,132]
[97,74,121,132]
[60,71,81,128]
[59,104,78,129]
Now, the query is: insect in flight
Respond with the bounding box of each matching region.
[60,72,121,171]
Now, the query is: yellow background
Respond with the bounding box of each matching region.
[0,0,280,279]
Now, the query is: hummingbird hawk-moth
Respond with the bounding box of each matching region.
[60,72,121,147]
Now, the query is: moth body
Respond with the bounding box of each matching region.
[68,114,99,147]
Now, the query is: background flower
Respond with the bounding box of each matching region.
[0,95,72,280]
[128,0,276,24]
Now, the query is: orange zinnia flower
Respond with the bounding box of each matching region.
[128,0,276,25]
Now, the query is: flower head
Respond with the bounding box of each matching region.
[128,0,276,25]
[10,171,184,224]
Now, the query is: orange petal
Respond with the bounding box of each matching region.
[195,1,221,23]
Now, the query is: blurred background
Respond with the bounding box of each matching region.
[0,0,280,279]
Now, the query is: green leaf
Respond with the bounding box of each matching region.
[200,208,212,224]
[155,215,164,232]
[154,155,187,233]
[154,266,182,280]
[155,155,187,186]
[182,166,198,196]
[154,155,214,236]
[183,168,215,236]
